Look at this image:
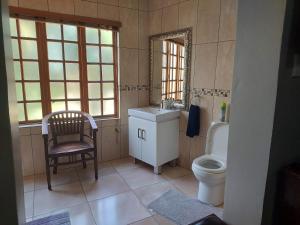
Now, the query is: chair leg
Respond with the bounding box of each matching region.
[81,153,87,169]
[46,158,52,191]
[53,158,58,174]
[94,151,98,180]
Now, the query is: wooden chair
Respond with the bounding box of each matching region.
[42,111,98,190]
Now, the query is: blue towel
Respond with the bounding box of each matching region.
[186,104,200,137]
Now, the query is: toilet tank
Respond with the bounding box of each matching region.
[205,122,229,163]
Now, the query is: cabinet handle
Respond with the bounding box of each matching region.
[138,128,141,139]
[141,129,146,140]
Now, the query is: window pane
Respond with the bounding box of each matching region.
[16,83,23,101]
[27,102,42,120]
[18,103,25,121]
[86,46,99,63]
[66,82,80,99]
[103,83,114,98]
[162,69,166,81]
[47,42,63,60]
[86,28,99,44]
[87,65,100,81]
[65,63,79,80]
[68,101,81,111]
[23,62,39,80]
[46,23,61,40]
[64,43,78,61]
[103,100,114,115]
[100,29,113,45]
[50,82,65,99]
[101,47,113,63]
[25,83,41,100]
[9,18,17,37]
[89,101,101,116]
[162,55,166,67]
[14,61,21,80]
[21,40,38,59]
[12,39,19,59]
[63,25,77,41]
[102,65,114,81]
[19,19,36,38]
[88,83,101,99]
[52,101,65,112]
[49,62,64,80]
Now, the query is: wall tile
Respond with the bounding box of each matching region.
[19,0,48,10]
[138,11,149,50]
[139,0,149,11]
[19,127,30,136]
[8,0,18,7]
[219,0,237,41]
[193,43,218,89]
[119,0,139,9]
[49,0,75,15]
[198,95,213,136]
[74,0,97,17]
[215,41,235,90]
[138,49,149,85]
[149,0,163,11]
[20,136,34,176]
[101,126,121,161]
[138,90,149,107]
[212,96,231,122]
[98,3,120,21]
[196,0,220,44]
[178,131,191,169]
[163,0,180,8]
[101,118,120,127]
[31,135,45,174]
[119,48,139,85]
[30,126,41,135]
[120,91,139,125]
[178,0,198,29]
[179,110,189,132]
[98,0,119,6]
[149,9,162,35]
[189,136,206,166]
[162,4,179,32]
[120,125,129,157]
[119,8,139,48]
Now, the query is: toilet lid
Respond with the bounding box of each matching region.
[205,122,229,163]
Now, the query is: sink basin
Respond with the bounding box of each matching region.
[128,107,180,122]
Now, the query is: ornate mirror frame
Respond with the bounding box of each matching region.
[149,27,192,110]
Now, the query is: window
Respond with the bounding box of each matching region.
[162,40,184,101]
[10,17,118,123]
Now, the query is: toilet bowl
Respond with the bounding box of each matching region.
[192,122,229,206]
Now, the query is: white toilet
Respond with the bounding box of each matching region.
[192,122,229,206]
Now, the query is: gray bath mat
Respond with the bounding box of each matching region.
[26,212,71,225]
[148,189,223,225]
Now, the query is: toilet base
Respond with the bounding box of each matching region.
[197,181,225,206]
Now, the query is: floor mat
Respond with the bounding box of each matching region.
[26,212,71,225]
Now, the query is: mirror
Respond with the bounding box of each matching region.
[150,28,192,110]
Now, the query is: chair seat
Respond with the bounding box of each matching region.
[49,141,94,156]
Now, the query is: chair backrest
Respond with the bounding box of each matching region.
[48,111,85,144]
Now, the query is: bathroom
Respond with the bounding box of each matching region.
[1,0,298,225]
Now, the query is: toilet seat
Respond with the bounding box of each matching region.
[193,155,226,174]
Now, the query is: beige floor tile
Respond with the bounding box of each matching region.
[77,162,117,181]
[25,191,34,219]
[111,157,141,172]
[171,175,198,198]
[33,203,96,225]
[81,173,130,201]
[34,168,78,190]
[131,216,159,225]
[119,166,166,189]
[153,214,176,225]
[23,175,34,193]
[134,182,175,206]
[89,191,151,225]
[161,166,192,180]
[34,181,86,216]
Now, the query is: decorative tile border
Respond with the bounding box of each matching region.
[190,88,231,97]
[118,85,149,91]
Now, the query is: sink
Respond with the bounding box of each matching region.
[128,107,180,122]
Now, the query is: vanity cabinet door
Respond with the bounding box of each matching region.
[139,120,157,166]
[128,117,142,160]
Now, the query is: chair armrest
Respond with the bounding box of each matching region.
[82,112,98,131]
[42,113,51,137]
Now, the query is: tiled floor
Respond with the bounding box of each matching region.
[23,157,214,225]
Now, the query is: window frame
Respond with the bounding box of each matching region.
[9,7,120,124]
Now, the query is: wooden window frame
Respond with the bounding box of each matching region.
[162,41,184,100]
[10,8,120,124]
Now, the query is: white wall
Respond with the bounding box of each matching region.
[223,0,286,225]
